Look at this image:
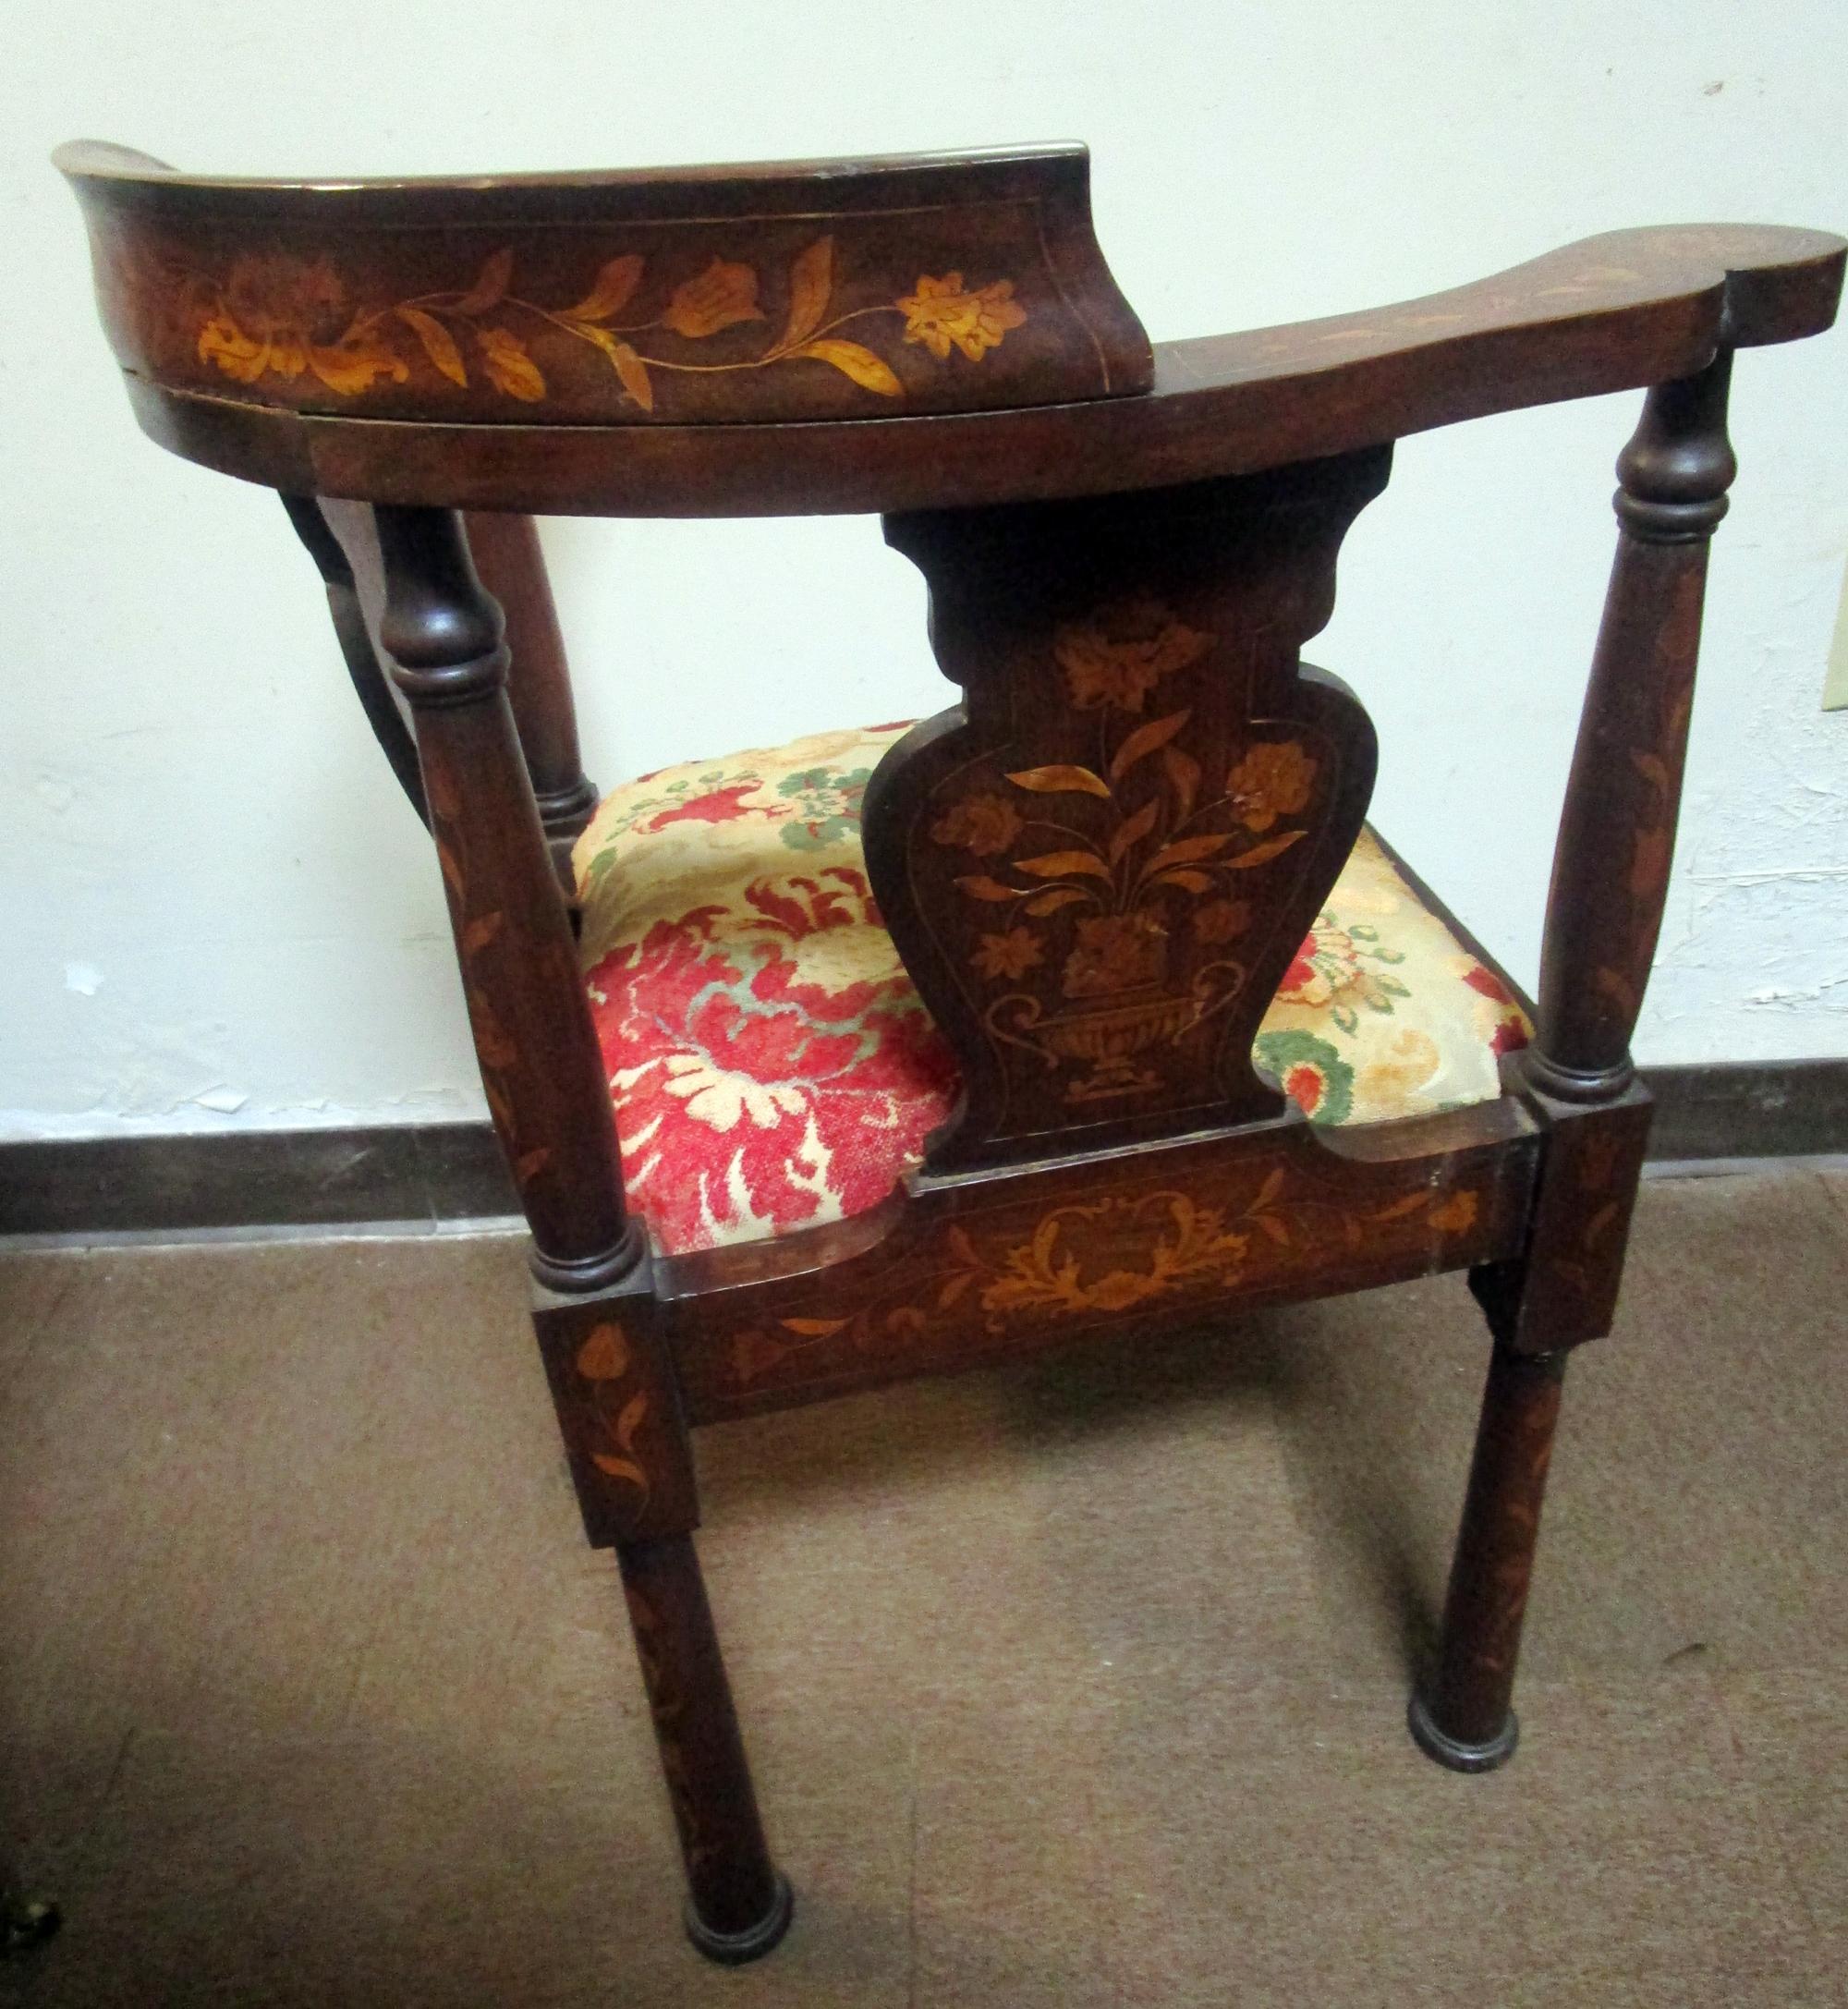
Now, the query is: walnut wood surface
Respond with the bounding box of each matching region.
[1529,354,1736,1101]
[58,140,1149,428]
[873,453,1386,1169]
[660,1107,1539,1426]
[79,204,1840,517]
[373,505,640,1288]
[462,511,599,888]
[1471,1078,1654,1356]
[282,494,425,819]
[60,135,1846,1960]
[531,1276,699,1547]
[1475,354,1740,1357]
[615,1535,788,1951]
[1416,1341,1568,1757]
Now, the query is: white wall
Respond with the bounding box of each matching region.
[4,1,1845,1141]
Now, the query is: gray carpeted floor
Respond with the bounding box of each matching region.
[2,1164,1843,2005]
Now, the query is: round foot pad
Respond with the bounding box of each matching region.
[1407,1693,1519,1773]
[686,1871,794,1966]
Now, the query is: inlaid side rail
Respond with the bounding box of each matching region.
[651,1104,1542,1429]
[79,209,1841,517]
[57,138,1151,431]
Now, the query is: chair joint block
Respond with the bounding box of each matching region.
[530,1266,697,1545]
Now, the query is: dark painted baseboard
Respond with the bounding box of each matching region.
[1643,1057,1848,1163]
[2,1059,1844,1240]
[0,1122,517,1238]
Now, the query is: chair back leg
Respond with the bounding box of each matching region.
[372,503,788,1960]
[1409,1343,1567,1770]
[463,511,600,897]
[619,1537,795,1962]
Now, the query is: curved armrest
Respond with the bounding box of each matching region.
[1161,221,1843,426]
[125,222,1841,517]
[56,131,1842,514]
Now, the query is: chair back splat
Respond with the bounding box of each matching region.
[874,452,1389,1172]
[57,135,1845,1965]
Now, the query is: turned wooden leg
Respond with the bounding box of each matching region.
[1409,1341,1567,1772]
[372,508,787,1956]
[463,511,599,898]
[616,1535,792,1964]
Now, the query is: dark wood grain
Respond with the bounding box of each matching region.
[1478,349,1739,1355]
[1471,1078,1655,1356]
[59,134,1846,1961]
[615,1536,791,1958]
[58,140,1149,427]
[1528,353,1736,1103]
[373,504,640,1290]
[1411,1342,1568,1769]
[874,453,1385,1169]
[83,215,1840,517]
[531,1275,699,1546]
[462,511,598,890]
[663,1105,1539,1425]
[1418,350,1745,1765]
[282,493,425,819]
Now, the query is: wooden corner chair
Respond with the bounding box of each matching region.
[58,136,1843,1963]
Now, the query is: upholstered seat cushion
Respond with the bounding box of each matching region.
[574,724,1531,1257]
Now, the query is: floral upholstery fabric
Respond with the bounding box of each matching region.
[574,724,1532,1257]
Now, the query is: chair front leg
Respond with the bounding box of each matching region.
[620,1536,794,1961]
[374,504,790,1962]
[1409,1342,1566,1769]
[1415,352,1735,1772]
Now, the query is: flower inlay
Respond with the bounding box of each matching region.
[181,237,1027,410]
[928,597,1322,1102]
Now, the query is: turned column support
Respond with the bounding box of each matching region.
[1484,351,1736,1355]
[374,504,642,1292]
[463,511,600,895]
[375,512,780,1955]
[1425,359,1736,1773]
[1524,350,1735,1107]
[282,493,427,822]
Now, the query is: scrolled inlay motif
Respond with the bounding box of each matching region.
[929,598,1327,1105]
[874,453,1390,1170]
[694,1149,1500,1412]
[181,237,1027,411]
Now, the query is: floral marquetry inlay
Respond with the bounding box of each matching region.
[65,141,1159,431]
[924,596,1327,1108]
[877,449,1391,1169]
[183,238,1025,411]
[691,1148,1504,1413]
[575,1321,653,1502]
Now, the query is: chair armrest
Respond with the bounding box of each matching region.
[104,219,1842,516]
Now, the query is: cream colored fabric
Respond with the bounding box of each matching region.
[574,724,1531,1254]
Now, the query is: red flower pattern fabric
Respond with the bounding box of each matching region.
[575,724,1532,1255]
